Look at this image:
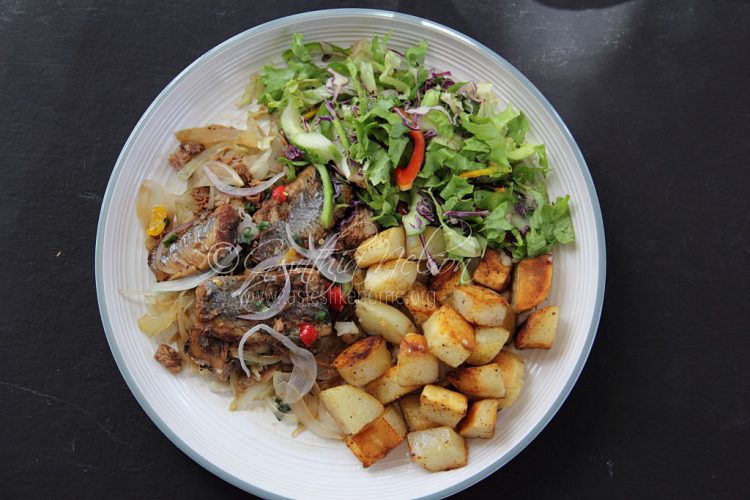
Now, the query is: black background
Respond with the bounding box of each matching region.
[1,1,748,498]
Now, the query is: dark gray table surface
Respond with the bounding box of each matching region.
[1,1,748,498]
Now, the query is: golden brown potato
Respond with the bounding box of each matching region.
[422,305,476,368]
[333,336,392,387]
[419,384,468,428]
[364,259,418,302]
[398,394,440,432]
[319,384,385,435]
[407,426,468,471]
[445,284,515,329]
[354,227,406,268]
[430,261,466,304]
[472,248,513,292]
[397,333,439,386]
[466,326,510,366]
[402,282,438,325]
[447,363,506,399]
[345,405,407,467]
[515,305,560,350]
[511,254,553,312]
[364,366,422,404]
[405,226,446,263]
[457,399,499,439]
[493,350,526,409]
[355,299,416,345]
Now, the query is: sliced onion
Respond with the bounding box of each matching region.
[203,160,245,186]
[289,393,344,440]
[150,245,239,293]
[316,256,354,284]
[238,324,316,404]
[236,265,291,321]
[203,167,283,197]
[284,224,352,283]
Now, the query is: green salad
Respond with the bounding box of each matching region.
[245,33,574,266]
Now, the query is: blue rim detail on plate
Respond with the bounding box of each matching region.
[95,8,606,499]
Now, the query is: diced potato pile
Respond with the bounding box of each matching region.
[318,228,561,471]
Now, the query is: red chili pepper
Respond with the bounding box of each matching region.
[299,323,318,347]
[392,109,425,191]
[271,185,287,204]
[326,285,346,313]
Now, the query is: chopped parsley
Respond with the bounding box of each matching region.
[162,234,178,246]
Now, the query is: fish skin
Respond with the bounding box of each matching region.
[149,203,241,281]
[250,166,352,263]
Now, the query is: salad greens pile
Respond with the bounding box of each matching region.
[249,33,574,261]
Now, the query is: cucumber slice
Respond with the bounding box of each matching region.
[280,103,340,164]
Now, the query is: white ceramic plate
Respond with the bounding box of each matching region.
[96,9,605,499]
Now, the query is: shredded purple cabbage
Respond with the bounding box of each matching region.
[415,194,436,222]
[314,115,334,125]
[284,145,304,161]
[394,108,419,131]
[443,210,490,218]
[420,233,440,275]
[325,100,336,116]
[423,129,438,139]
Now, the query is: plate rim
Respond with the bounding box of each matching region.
[95,8,606,499]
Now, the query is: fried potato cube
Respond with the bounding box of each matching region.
[397,333,439,386]
[447,363,506,399]
[419,384,468,428]
[345,405,407,467]
[355,299,416,345]
[320,384,385,435]
[364,258,418,302]
[398,394,440,432]
[511,254,553,312]
[515,305,560,350]
[402,282,438,325]
[430,261,466,304]
[422,305,476,368]
[365,366,422,404]
[405,226,446,263]
[493,350,526,409]
[354,227,406,268]
[466,326,510,366]
[457,399,499,439]
[472,248,513,292]
[333,335,392,387]
[407,426,468,472]
[445,284,515,329]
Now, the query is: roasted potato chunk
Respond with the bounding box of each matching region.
[407,426,468,472]
[515,305,560,350]
[397,333,439,386]
[333,336,392,387]
[355,299,416,345]
[345,405,407,467]
[466,326,510,366]
[364,258,418,302]
[472,248,513,292]
[320,384,385,435]
[457,399,499,439]
[430,261,466,304]
[511,254,553,312]
[402,282,438,325]
[398,394,440,432]
[365,366,422,404]
[419,384,468,428]
[494,350,526,409]
[447,363,506,399]
[352,268,367,297]
[422,305,476,368]
[445,284,515,329]
[405,226,446,263]
[354,227,406,268]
